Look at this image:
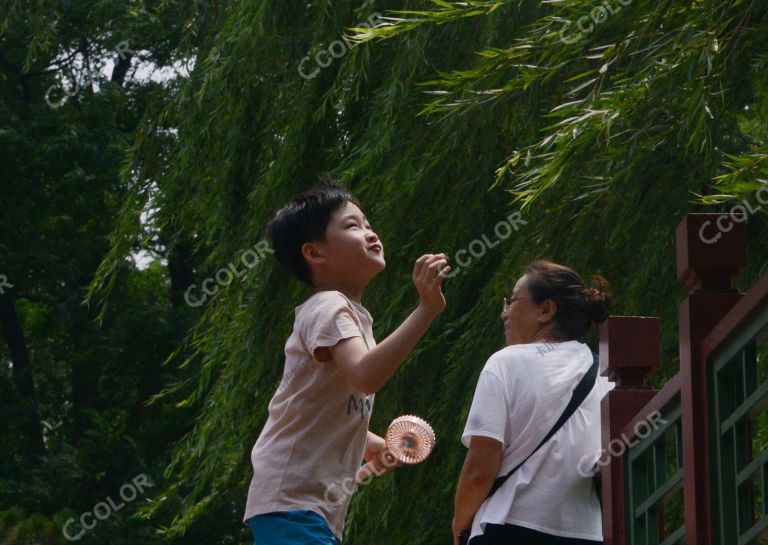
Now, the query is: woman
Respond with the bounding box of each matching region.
[452,260,612,545]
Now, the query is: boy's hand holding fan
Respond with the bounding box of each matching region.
[357,415,436,483]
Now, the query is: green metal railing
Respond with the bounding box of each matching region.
[709,300,768,545]
[625,399,685,545]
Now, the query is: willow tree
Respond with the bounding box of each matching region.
[88,1,768,543]
[1,1,225,543]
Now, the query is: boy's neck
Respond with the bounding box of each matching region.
[314,281,364,304]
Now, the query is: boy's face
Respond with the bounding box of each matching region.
[309,201,385,284]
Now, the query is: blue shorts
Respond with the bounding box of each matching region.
[247,510,340,545]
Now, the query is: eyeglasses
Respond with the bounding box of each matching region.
[502,295,528,313]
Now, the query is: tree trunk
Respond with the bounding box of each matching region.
[0,291,45,457]
[110,51,133,85]
[168,240,195,308]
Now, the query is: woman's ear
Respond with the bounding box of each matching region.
[537,299,558,324]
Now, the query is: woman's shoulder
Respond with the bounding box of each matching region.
[483,345,531,375]
[484,341,590,375]
[487,343,549,364]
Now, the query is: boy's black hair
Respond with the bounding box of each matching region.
[267,180,364,286]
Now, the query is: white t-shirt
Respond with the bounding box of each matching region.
[243,290,376,541]
[461,341,612,541]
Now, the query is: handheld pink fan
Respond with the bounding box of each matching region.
[356,415,436,483]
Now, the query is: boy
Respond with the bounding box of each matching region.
[244,183,450,544]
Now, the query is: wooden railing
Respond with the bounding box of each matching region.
[599,314,681,544]
[599,213,768,545]
[704,273,768,544]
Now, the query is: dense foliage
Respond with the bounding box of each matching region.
[2,1,766,543]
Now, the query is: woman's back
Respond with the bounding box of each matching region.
[462,340,611,541]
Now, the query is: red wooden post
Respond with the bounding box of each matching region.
[677,214,746,545]
[600,316,661,545]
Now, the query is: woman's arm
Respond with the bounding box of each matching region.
[452,436,503,543]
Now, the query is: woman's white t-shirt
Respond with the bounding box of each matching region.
[462,341,612,541]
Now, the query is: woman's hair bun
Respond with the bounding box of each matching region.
[583,274,612,324]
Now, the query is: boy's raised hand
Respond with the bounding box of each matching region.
[329,253,450,395]
[413,253,450,315]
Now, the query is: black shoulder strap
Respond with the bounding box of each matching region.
[486,351,599,499]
